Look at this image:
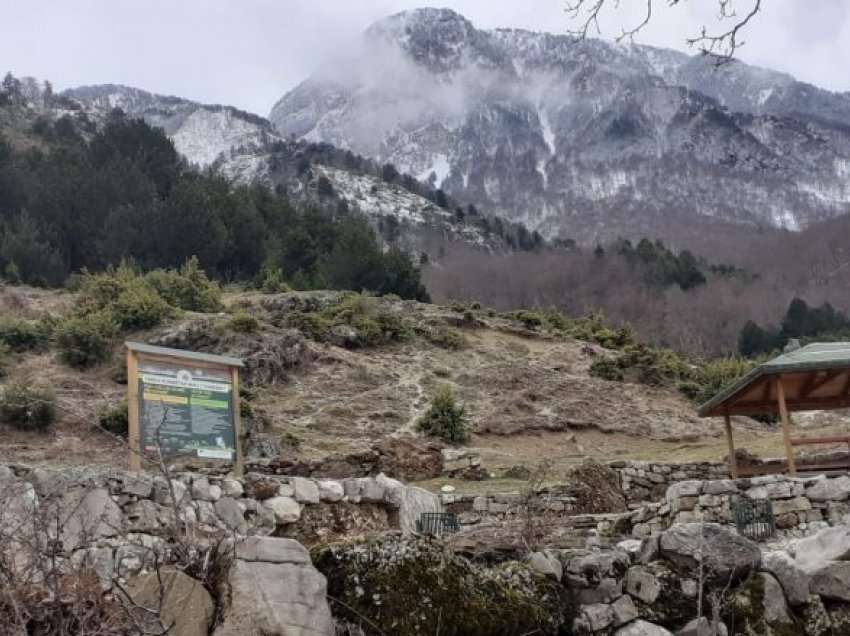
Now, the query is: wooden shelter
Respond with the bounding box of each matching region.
[698,343,850,478]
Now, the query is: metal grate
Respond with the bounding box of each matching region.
[731,496,775,541]
[416,512,459,536]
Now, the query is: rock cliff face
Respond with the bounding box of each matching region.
[270,7,850,244]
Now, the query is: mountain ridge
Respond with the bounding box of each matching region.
[269,7,850,245]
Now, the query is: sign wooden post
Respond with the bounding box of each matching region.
[723,412,738,479]
[125,342,244,476]
[776,377,797,476]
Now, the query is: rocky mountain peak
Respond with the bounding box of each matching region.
[269,8,850,246]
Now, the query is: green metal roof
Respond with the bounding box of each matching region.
[126,341,244,367]
[697,342,850,417]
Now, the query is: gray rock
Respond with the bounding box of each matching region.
[214,497,246,532]
[666,481,703,502]
[153,479,188,507]
[611,594,638,627]
[125,499,164,532]
[378,475,441,534]
[264,496,301,524]
[214,538,333,636]
[575,603,614,633]
[762,551,811,606]
[659,523,761,581]
[578,577,622,605]
[702,480,738,496]
[811,561,850,602]
[528,551,562,581]
[57,487,124,551]
[677,617,728,636]
[746,482,792,500]
[625,565,661,604]
[291,477,320,504]
[759,572,795,627]
[806,475,850,502]
[220,478,244,498]
[792,525,850,573]
[130,566,215,636]
[317,480,344,502]
[191,477,222,502]
[123,475,154,498]
[639,536,660,564]
[236,536,311,564]
[617,539,643,561]
[615,619,674,635]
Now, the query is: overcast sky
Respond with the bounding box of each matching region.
[2,1,849,115]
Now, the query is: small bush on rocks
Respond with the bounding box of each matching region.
[55,311,118,368]
[228,310,259,333]
[417,384,469,444]
[0,317,51,352]
[144,256,222,312]
[98,400,128,437]
[0,382,57,431]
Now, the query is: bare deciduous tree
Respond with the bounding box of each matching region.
[565,0,762,61]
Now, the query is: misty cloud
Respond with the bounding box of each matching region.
[0,1,848,115]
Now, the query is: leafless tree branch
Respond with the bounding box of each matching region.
[565,0,762,63]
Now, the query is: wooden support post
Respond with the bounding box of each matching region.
[724,412,738,479]
[777,377,796,476]
[126,349,141,471]
[231,366,244,478]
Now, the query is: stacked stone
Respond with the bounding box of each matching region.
[632,474,850,539]
[0,463,440,588]
[609,460,730,507]
[444,491,579,521]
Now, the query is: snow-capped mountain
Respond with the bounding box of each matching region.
[52,82,507,256]
[64,84,278,168]
[269,8,850,244]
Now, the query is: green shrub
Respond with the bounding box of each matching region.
[256,265,290,294]
[98,400,128,437]
[684,357,756,405]
[589,358,625,382]
[143,256,222,312]
[110,279,172,330]
[417,385,469,444]
[229,310,259,333]
[0,382,56,431]
[0,344,9,378]
[289,294,412,348]
[421,325,467,350]
[0,318,51,352]
[55,311,118,368]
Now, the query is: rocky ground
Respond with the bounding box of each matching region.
[3,285,850,489]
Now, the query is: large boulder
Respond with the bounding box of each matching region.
[659,523,761,582]
[214,537,334,636]
[805,475,850,502]
[810,561,850,602]
[761,551,811,606]
[129,567,214,636]
[616,619,674,635]
[54,487,123,551]
[727,572,801,636]
[377,474,441,533]
[791,525,850,573]
[677,617,728,636]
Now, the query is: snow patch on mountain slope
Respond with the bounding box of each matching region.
[171,110,270,167]
[321,166,448,224]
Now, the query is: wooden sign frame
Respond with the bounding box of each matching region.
[126,342,244,476]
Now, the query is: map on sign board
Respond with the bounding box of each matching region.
[138,359,236,460]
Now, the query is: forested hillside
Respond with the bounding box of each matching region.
[0,91,428,300]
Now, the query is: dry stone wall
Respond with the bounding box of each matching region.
[0,462,440,586]
[631,473,850,539]
[608,460,730,506]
